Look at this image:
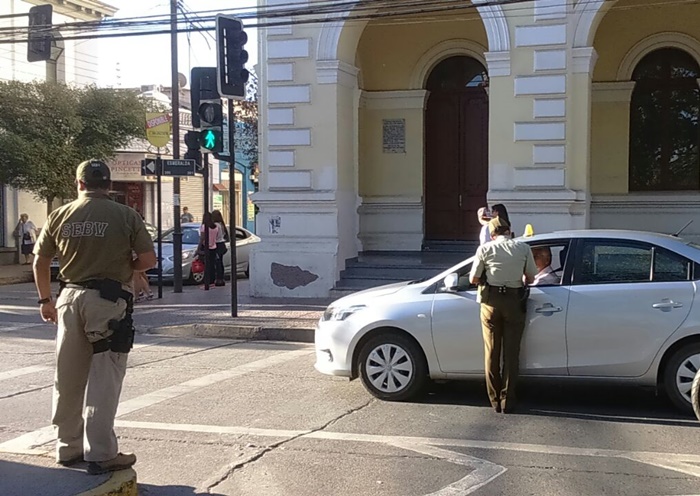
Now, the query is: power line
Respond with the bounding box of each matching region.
[0,0,696,45]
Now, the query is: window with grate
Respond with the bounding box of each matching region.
[629,48,700,191]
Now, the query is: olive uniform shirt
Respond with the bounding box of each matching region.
[34,192,154,285]
[470,236,537,296]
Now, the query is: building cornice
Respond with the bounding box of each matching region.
[24,0,118,21]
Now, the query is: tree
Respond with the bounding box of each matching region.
[0,80,157,213]
[235,72,258,166]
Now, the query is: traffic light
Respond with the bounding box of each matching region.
[190,67,223,154]
[184,130,202,171]
[198,102,223,154]
[216,15,249,99]
[27,4,53,62]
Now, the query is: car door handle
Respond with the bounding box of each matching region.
[652,300,683,310]
[535,303,562,314]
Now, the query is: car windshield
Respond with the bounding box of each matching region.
[160,227,200,245]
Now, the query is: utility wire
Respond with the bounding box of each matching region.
[0,0,697,44]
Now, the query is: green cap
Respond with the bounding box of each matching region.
[76,159,111,183]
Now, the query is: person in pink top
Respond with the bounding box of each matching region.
[198,212,219,287]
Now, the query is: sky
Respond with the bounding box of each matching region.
[96,0,258,89]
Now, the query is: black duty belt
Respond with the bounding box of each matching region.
[493,286,523,294]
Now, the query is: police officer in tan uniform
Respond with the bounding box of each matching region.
[470,216,537,413]
[33,159,156,474]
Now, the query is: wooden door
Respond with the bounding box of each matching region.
[424,56,489,241]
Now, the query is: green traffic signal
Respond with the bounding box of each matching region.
[200,128,223,153]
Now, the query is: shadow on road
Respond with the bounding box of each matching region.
[139,484,226,495]
[421,379,699,427]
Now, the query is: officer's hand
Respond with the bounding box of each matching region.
[40,301,57,324]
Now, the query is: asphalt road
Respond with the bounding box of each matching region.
[1,317,699,495]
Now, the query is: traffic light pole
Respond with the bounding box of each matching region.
[228,99,238,317]
[170,0,183,293]
[203,153,210,291]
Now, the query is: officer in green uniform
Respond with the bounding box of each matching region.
[469,216,537,413]
[33,159,156,474]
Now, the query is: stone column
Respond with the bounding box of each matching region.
[252,3,360,297]
[486,0,599,235]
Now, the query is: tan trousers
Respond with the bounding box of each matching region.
[53,287,128,462]
[480,291,526,410]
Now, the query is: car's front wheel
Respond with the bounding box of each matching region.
[663,343,700,413]
[357,332,427,402]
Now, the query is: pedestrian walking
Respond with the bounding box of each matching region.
[211,209,229,287]
[32,159,156,474]
[469,216,537,413]
[14,213,38,265]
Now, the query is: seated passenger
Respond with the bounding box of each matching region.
[531,246,560,286]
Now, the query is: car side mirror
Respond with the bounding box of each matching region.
[443,273,459,291]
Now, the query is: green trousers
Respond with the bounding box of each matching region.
[480,291,526,410]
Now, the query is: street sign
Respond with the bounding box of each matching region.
[162,159,196,177]
[145,112,172,148]
[141,158,158,176]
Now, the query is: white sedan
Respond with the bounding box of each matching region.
[147,223,260,284]
[315,230,700,413]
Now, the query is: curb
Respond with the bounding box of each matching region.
[142,323,315,343]
[75,469,137,496]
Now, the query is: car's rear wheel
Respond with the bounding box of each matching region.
[663,343,700,413]
[357,333,427,402]
[692,369,700,421]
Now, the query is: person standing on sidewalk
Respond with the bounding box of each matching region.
[198,212,219,288]
[211,209,229,287]
[469,216,537,414]
[14,213,38,265]
[32,159,156,474]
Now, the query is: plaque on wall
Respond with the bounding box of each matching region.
[382,118,406,154]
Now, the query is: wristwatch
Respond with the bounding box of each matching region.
[37,297,51,305]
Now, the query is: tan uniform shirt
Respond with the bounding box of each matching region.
[34,191,154,285]
[470,236,537,289]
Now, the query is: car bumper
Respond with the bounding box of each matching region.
[314,319,356,378]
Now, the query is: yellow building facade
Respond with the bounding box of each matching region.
[254,0,700,297]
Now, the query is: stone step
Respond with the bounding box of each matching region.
[340,266,445,280]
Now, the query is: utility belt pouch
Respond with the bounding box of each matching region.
[99,278,123,302]
[107,315,135,354]
[519,286,530,313]
[478,283,490,305]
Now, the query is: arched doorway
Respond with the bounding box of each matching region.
[424,56,488,243]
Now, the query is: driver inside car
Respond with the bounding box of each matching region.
[531,246,560,286]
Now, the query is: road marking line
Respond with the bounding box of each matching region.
[109,420,700,480]
[0,365,51,382]
[390,442,506,496]
[0,348,312,455]
[116,349,310,416]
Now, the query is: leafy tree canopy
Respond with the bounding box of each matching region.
[0,80,159,206]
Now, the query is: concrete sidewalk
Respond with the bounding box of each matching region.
[0,263,34,285]
[134,279,334,342]
[0,262,336,341]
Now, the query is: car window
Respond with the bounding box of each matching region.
[235,228,248,240]
[437,262,475,292]
[160,227,200,245]
[576,241,652,285]
[529,243,568,286]
[653,248,691,282]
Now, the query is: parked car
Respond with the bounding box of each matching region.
[51,222,158,278]
[315,230,700,413]
[147,223,260,284]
